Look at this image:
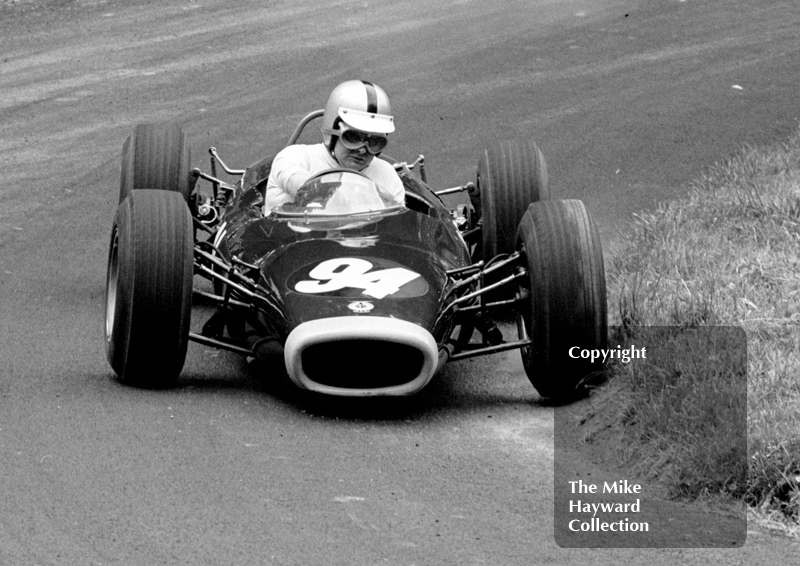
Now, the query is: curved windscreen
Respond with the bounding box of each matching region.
[273,170,403,218]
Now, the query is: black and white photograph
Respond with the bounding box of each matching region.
[1,0,798,563]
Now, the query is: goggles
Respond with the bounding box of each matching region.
[325,126,388,155]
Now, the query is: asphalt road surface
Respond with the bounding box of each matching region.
[1,0,799,564]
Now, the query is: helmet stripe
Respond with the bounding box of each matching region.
[361,80,378,114]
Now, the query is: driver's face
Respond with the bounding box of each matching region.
[332,136,375,171]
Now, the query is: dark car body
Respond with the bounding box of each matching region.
[211,168,472,395]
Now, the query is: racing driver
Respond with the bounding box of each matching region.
[264,80,404,212]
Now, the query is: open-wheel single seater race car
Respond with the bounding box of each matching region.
[104,109,607,399]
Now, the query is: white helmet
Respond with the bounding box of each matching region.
[322,80,395,149]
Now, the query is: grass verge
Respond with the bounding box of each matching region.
[581,126,800,533]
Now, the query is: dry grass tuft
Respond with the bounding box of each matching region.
[585,128,800,533]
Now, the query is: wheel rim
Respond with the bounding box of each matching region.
[105,229,119,342]
[516,243,533,359]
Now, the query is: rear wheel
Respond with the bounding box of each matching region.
[105,190,194,387]
[474,138,549,261]
[119,123,193,204]
[516,199,607,400]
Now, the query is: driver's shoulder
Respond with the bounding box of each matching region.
[276,142,324,159]
[369,155,403,179]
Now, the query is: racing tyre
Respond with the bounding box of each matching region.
[119,123,193,204]
[516,199,607,400]
[475,138,549,261]
[105,190,194,387]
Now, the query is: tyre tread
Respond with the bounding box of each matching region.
[478,139,549,259]
[106,190,193,386]
[517,199,607,399]
[119,123,192,203]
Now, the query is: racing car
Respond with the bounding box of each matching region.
[104,110,607,399]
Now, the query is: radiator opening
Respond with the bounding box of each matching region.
[301,339,426,389]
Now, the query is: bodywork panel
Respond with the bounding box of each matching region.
[216,185,470,343]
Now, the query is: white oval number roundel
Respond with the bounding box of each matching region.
[295,258,421,299]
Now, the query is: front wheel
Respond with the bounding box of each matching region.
[516,199,607,400]
[105,190,194,387]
